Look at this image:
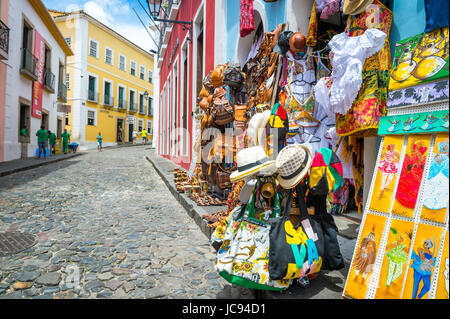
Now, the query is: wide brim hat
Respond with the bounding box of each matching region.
[239,178,257,203]
[247,112,265,146]
[276,144,313,189]
[343,0,373,16]
[289,32,306,53]
[230,146,276,182]
[257,110,271,149]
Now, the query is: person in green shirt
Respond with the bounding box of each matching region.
[61,129,70,154]
[97,132,103,152]
[47,130,56,155]
[20,126,28,138]
[36,125,48,159]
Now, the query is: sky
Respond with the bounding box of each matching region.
[42,0,158,52]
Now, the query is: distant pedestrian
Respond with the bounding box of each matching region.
[61,129,70,154]
[132,130,137,144]
[48,130,56,155]
[97,132,103,152]
[141,129,147,144]
[20,125,28,140]
[36,125,48,159]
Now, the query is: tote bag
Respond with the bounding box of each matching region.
[268,186,323,280]
[215,187,290,291]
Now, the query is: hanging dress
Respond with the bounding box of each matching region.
[335,0,393,136]
[314,28,387,116]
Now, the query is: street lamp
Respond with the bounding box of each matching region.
[148,0,161,18]
[144,91,149,100]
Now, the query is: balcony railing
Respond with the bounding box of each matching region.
[20,48,39,80]
[88,90,99,103]
[104,95,114,106]
[0,19,9,59]
[139,104,146,114]
[43,68,55,92]
[58,81,67,102]
[148,108,153,116]
[129,100,137,112]
[117,99,127,109]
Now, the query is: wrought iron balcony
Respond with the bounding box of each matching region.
[20,48,39,81]
[0,19,9,60]
[129,100,137,112]
[43,68,55,92]
[88,90,99,103]
[117,99,127,109]
[104,95,114,106]
[58,81,67,102]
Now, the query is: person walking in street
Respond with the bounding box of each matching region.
[141,128,147,145]
[61,129,70,154]
[97,132,103,152]
[36,125,48,159]
[48,130,57,155]
[132,130,137,144]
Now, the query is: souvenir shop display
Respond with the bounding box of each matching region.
[173,0,450,296]
[342,23,449,299]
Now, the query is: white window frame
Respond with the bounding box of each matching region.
[148,96,153,116]
[117,83,126,109]
[87,72,99,102]
[138,119,144,132]
[148,70,153,83]
[147,120,152,134]
[138,92,146,114]
[87,108,97,126]
[89,38,99,58]
[128,88,137,111]
[139,65,146,80]
[103,77,114,106]
[119,54,126,71]
[180,35,189,157]
[130,60,137,76]
[104,46,114,65]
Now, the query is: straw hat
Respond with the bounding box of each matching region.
[342,0,373,16]
[276,144,313,189]
[289,32,306,53]
[230,146,276,182]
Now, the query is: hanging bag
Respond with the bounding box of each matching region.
[215,184,290,291]
[223,63,244,88]
[268,185,323,280]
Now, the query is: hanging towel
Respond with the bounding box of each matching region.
[240,0,255,38]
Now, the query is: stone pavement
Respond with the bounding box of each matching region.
[0,146,251,299]
[146,151,360,299]
[0,152,84,177]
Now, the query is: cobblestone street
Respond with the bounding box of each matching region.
[0,146,247,299]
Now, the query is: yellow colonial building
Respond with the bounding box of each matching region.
[49,9,154,149]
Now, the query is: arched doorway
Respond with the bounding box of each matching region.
[234,0,268,67]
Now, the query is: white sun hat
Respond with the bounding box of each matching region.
[246,112,264,146]
[276,144,313,189]
[230,146,276,182]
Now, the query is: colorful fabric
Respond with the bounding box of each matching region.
[320,0,341,20]
[424,0,449,32]
[306,0,318,47]
[239,0,255,38]
[336,0,393,137]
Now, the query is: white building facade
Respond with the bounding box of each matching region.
[2,0,72,161]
